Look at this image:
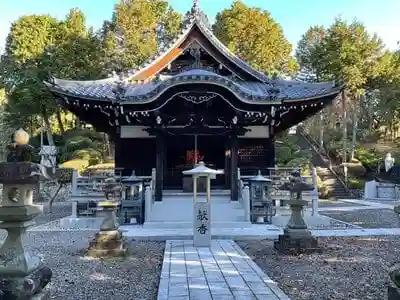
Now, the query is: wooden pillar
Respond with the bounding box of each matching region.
[268,137,276,176]
[155,133,165,202]
[224,139,231,189]
[230,134,239,201]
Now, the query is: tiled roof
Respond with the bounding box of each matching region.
[121,6,270,83]
[45,69,339,103]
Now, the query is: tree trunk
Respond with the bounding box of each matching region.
[319,111,324,150]
[342,90,347,164]
[76,117,81,129]
[42,114,55,146]
[56,109,65,134]
[350,100,359,162]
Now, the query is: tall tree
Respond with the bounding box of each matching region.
[297,18,392,162]
[0,9,103,140]
[1,15,61,140]
[213,0,298,77]
[100,0,181,73]
[296,26,326,80]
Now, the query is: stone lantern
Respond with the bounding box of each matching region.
[120,170,144,224]
[86,177,126,257]
[183,162,223,247]
[248,170,274,223]
[274,171,319,255]
[121,170,144,201]
[0,129,53,298]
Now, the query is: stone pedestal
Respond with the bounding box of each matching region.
[193,201,211,248]
[86,201,127,258]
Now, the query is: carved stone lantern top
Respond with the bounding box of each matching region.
[102,177,123,202]
[279,171,314,193]
[122,170,143,184]
[249,170,272,183]
[183,161,223,177]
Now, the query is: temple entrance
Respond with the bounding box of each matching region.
[164,135,226,190]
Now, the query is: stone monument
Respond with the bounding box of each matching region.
[385,153,395,172]
[183,162,223,248]
[39,146,57,170]
[0,128,52,299]
[86,177,127,257]
[274,171,320,255]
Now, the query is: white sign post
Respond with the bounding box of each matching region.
[183,162,223,248]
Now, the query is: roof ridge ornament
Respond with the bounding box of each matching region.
[183,0,211,29]
[192,0,199,13]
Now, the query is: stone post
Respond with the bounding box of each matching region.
[0,129,52,298]
[71,201,78,218]
[145,186,152,222]
[71,168,78,195]
[183,162,223,248]
[243,185,251,222]
[193,190,212,247]
[311,167,319,216]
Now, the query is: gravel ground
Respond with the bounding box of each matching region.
[315,200,366,208]
[237,237,399,300]
[33,202,72,226]
[306,218,358,230]
[321,209,400,228]
[4,231,164,300]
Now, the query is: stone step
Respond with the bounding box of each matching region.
[163,190,231,196]
[143,221,253,229]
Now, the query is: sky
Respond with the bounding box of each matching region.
[0,0,399,53]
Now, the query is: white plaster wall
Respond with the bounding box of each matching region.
[120,125,270,139]
[120,126,154,138]
[241,126,270,138]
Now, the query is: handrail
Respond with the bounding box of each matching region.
[298,126,353,195]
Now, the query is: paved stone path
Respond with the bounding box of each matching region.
[157,240,290,300]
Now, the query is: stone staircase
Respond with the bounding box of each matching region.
[316,167,353,199]
[144,192,251,229]
[296,133,353,199]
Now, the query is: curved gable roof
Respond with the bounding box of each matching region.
[122,6,271,83]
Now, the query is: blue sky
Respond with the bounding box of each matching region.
[0,0,399,52]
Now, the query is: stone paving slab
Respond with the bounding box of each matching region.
[121,226,400,241]
[157,240,290,300]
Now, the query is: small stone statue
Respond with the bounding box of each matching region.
[385,153,395,172]
[6,129,34,163]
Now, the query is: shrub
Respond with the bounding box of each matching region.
[59,159,89,174]
[347,162,367,178]
[348,178,364,189]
